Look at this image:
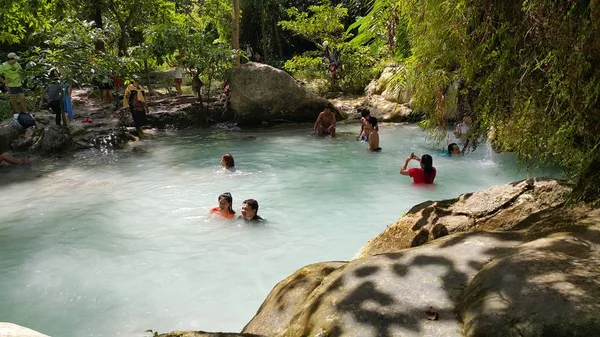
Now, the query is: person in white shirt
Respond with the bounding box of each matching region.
[174,67,183,95]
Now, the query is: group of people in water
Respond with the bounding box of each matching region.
[312,106,441,184]
[209,154,264,223]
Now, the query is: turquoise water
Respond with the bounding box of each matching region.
[0,124,559,336]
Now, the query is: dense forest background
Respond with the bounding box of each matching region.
[1,0,599,201]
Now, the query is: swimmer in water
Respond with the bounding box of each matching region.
[0,153,28,166]
[221,153,235,172]
[239,199,265,223]
[210,192,236,219]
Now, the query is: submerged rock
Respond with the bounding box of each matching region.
[0,323,50,337]
[230,62,337,126]
[357,178,572,257]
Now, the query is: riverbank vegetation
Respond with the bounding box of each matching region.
[1,0,599,201]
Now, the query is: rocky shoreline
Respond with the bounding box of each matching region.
[4,178,599,337]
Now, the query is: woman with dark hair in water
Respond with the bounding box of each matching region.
[211,192,236,219]
[221,153,235,171]
[400,153,436,184]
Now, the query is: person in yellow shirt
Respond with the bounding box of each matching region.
[123,80,148,136]
[0,52,27,113]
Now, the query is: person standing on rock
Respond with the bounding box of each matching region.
[174,67,183,95]
[312,106,336,137]
[123,80,148,137]
[0,52,27,113]
[40,70,64,126]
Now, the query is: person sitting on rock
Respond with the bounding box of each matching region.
[239,199,264,223]
[400,153,436,184]
[312,106,336,137]
[221,153,235,172]
[0,153,28,166]
[367,116,382,152]
[210,192,236,219]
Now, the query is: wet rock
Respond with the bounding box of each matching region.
[358,178,572,257]
[242,262,346,336]
[460,232,600,337]
[0,121,22,153]
[11,126,44,151]
[230,62,337,126]
[39,125,72,153]
[0,322,50,337]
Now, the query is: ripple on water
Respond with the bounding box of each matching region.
[0,124,561,337]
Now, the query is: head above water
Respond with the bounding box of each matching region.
[221,153,235,169]
[368,116,378,128]
[360,109,371,118]
[420,154,434,184]
[218,192,234,212]
[241,199,259,220]
[448,143,461,155]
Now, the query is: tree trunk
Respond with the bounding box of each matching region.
[118,22,128,56]
[261,7,269,62]
[233,0,240,67]
[272,3,283,59]
[144,59,152,94]
[94,2,105,51]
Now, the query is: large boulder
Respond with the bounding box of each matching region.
[358,178,572,258]
[460,231,600,337]
[247,231,524,337]
[230,63,336,126]
[11,126,44,151]
[242,262,346,336]
[0,121,22,153]
[39,125,72,153]
[0,323,50,337]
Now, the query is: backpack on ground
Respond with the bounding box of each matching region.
[17,113,36,129]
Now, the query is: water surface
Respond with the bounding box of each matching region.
[0,124,559,336]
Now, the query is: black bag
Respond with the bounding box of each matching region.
[17,113,36,129]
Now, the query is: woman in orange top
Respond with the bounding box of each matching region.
[210,192,236,219]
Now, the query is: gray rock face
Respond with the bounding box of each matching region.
[358,178,573,257]
[0,323,50,337]
[230,63,334,126]
[40,125,72,153]
[460,232,600,337]
[0,122,22,153]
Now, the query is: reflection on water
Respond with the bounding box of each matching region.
[0,124,560,336]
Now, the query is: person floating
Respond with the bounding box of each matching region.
[0,153,28,166]
[448,143,461,156]
[221,153,235,172]
[312,106,336,137]
[400,153,436,184]
[211,192,236,219]
[123,80,148,136]
[366,116,382,152]
[0,52,27,113]
[239,199,264,223]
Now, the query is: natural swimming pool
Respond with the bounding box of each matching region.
[0,124,560,336]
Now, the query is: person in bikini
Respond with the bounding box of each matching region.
[312,106,336,137]
[356,108,378,141]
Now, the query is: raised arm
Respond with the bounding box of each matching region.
[400,153,418,175]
